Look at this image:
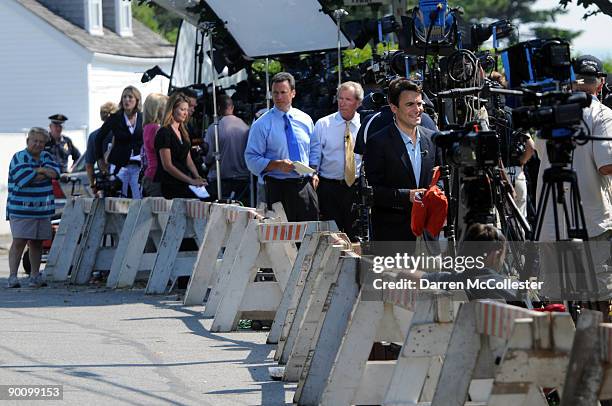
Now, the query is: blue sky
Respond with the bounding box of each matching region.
[533,0,611,60]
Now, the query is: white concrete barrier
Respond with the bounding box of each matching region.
[281,233,352,382]
[45,197,136,284]
[561,310,612,405]
[209,218,337,332]
[144,199,210,294]
[431,300,575,406]
[46,197,210,291]
[184,203,264,306]
[290,248,360,404]
[71,197,131,284]
[45,197,92,281]
[269,227,338,347]
[106,197,173,288]
[318,271,463,406]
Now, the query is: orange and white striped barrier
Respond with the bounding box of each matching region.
[273,231,346,362]
[45,197,138,284]
[144,199,211,294]
[268,227,340,348]
[208,214,337,332]
[312,270,464,406]
[106,197,173,289]
[184,203,265,307]
[431,300,575,406]
[277,233,353,384]
[258,222,310,242]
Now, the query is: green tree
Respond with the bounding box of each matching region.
[450,0,580,41]
[559,0,612,18]
[132,2,180,44]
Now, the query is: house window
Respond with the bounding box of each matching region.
[87,0,104,35]
[122,2,132,30]
[116,0,133,36]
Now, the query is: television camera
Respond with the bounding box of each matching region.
[512,90,591,165]
[502,39,573,91]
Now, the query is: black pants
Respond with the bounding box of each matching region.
[161,182,198,200]
[317,177,358,241]
[265,177,319,222]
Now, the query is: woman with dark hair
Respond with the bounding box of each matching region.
[94,85,144,198]
[155,94,206,199]
[421,223,519,302]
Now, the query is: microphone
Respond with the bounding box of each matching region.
[421,150,428,157]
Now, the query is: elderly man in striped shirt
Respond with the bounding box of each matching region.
[6,127,60,288]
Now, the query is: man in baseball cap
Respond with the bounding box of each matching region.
[537,55,612,310]
[573,54,607,78]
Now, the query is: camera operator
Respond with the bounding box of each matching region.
[536,55,612,302]
[85,102,117,195]
[363,78,441,241]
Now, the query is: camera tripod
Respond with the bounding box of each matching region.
[533,164,599,302]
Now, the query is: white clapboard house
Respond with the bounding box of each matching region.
[0,0,175,234]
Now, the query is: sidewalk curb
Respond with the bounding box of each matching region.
[0,234,12,252]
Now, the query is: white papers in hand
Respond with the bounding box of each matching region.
[189,185,210,199]
[292,161,315,176]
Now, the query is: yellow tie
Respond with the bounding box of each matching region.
[344,121,356,187]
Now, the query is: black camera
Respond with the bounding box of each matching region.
[94,172,122,198]
[432,128,500,168]
[512,91,591,165]
[512,91,591,139]
[501,39,572,89]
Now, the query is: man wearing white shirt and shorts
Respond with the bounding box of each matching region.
[536,55,612,311]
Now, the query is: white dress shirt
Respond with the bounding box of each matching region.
[314,111,361,180]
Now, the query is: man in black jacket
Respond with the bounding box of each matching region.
[364,79,441,241]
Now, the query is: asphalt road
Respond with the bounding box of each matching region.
[0,251,295,406]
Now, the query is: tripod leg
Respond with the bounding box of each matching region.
[572,183,600,297]
[534,183,551,241]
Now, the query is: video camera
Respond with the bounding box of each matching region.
[432,125,501,226]
[94,172,122,198]
[512,91,591,165]
[431,126,500,168]
[501,39,573,90]
[512,91,591,138]
[403,0,461,54]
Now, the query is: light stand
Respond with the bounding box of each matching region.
[333,9,348,88]
[265,57,271,109]
[199,22,222,200]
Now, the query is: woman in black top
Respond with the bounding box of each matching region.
[94,85,143,197]
[155,94,206,199]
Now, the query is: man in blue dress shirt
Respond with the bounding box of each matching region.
[245,72,320,221]
[314,81,363,241]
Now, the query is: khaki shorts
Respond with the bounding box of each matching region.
[9,217,52,240]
